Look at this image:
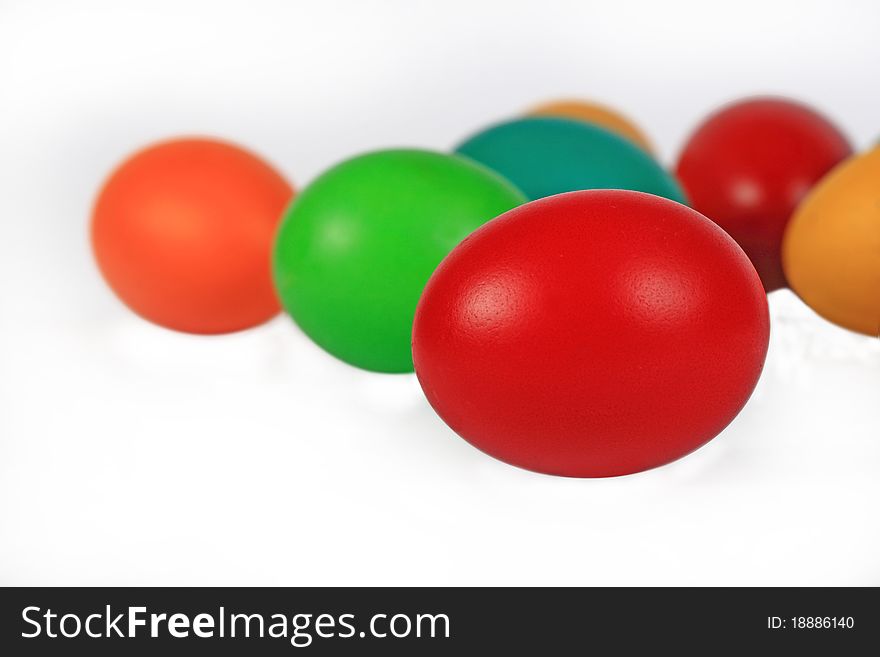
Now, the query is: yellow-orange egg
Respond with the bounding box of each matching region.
[527,99,654,154]
[782,147,880,336]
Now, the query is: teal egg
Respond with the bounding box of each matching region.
[455,116,687,203]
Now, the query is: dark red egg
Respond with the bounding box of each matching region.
[675,97,851,291]
[412,190,769,478]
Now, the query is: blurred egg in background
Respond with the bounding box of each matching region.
[526,99,655,154]
[676,97,852,292]
[783,147,880,337]
[455,116,685,202]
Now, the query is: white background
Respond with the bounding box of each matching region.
[1,0,879,586]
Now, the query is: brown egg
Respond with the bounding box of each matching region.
[527,99,654,154]
[782,147,880,336]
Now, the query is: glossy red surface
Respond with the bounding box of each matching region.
[412,190,770,478]
[675,98,851,291]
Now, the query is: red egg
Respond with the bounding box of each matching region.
[412,190,769,478]
[675,97,851,291]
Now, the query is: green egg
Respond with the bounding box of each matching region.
[272,149,526,373]
[455,116,687,203]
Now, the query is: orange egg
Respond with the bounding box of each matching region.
[92,138,294,334]
[527,99,654,154]
[782,147,880,336]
